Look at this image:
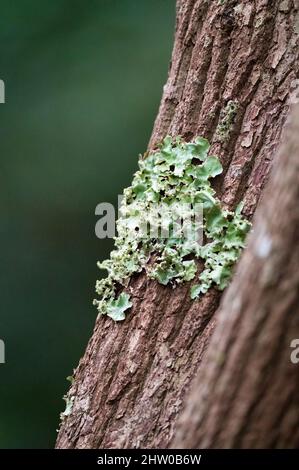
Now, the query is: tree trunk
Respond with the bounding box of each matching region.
[56,0,299,449]
[173,102,299,448]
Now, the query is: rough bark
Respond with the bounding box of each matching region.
[56,0,299,448]
[173,102,299,448]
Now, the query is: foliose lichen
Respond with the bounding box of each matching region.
[94,136,251,321]
[216,100,238,142]
[60,395,74,422]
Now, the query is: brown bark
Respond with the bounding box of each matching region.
[173,102,299,449]
[56,0,299,448]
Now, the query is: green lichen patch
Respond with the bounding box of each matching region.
[94,136,250,321]
[216,100,239,142]
[60,395,74,421]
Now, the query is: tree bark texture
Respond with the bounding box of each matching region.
[173,102,299,448]
[56,0,299,448]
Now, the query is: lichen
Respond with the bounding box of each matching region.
[94,136,251,321]
[60,395,74,421]
[216,100,239,142]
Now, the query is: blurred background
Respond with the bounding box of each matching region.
[0,0,174,448]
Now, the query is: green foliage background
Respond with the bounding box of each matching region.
[0,0,174,448]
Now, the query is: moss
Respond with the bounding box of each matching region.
[94,136,250,321]
[216,100,239,142]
